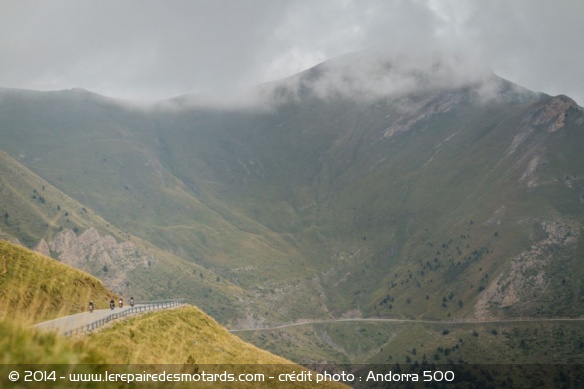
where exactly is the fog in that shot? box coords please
[1,1,582,105]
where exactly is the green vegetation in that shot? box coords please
[3,86,583,323]
[1,67,584,369]
[238,319,584,366]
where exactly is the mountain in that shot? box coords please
[1,51,584,366]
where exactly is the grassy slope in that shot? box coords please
[0,314,345,389]
[0,149,119,247]
[0,241,345,388]
[0,240,115,324]
[88,306,294,364]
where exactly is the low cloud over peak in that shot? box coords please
[164,47,531,111]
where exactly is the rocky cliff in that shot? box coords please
[36,228,152,294]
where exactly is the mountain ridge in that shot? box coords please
[1,53,583,339]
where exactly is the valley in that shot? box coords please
[1,52,584,377]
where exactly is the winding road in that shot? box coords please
[34,300,584,336]
[229,316,584,333]
[34,300,185,336]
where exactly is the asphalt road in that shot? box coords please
[34,305,141,334]
[33,301,183,335]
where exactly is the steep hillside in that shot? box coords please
[0,313,344,389]
[0,242,343,388]
[0,240,114,323]
[88,305,296,364]
[0,150,272,325]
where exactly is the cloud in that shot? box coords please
[304,48,492,99]
[0,0,582,104]
[164,47,524,113]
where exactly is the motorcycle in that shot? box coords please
[89,304,94,313]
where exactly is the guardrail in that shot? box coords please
[63,299,186,336]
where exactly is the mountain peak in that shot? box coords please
[269,48,533,105]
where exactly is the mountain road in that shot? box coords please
[34,300,185,336]
[229,316,584,333]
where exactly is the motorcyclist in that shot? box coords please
[89,301,94,313]
[130,297,135,307]
[110,299,115,310]
[119,298,123,308]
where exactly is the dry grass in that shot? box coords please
[87,305,295,365]
[0,240,116,324]
[0,239,346,388]
[0,318,112,364]
[86,306,347,388]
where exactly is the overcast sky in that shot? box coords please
[1,0,582,104]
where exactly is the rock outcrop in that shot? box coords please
[474,219,578,318]
[532,95,578,132]
[37,227,153,294]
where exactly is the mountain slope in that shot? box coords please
[0,150,271,325]
[152,77,584,320]
[0,240,114,324]
[1,52,583,329]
